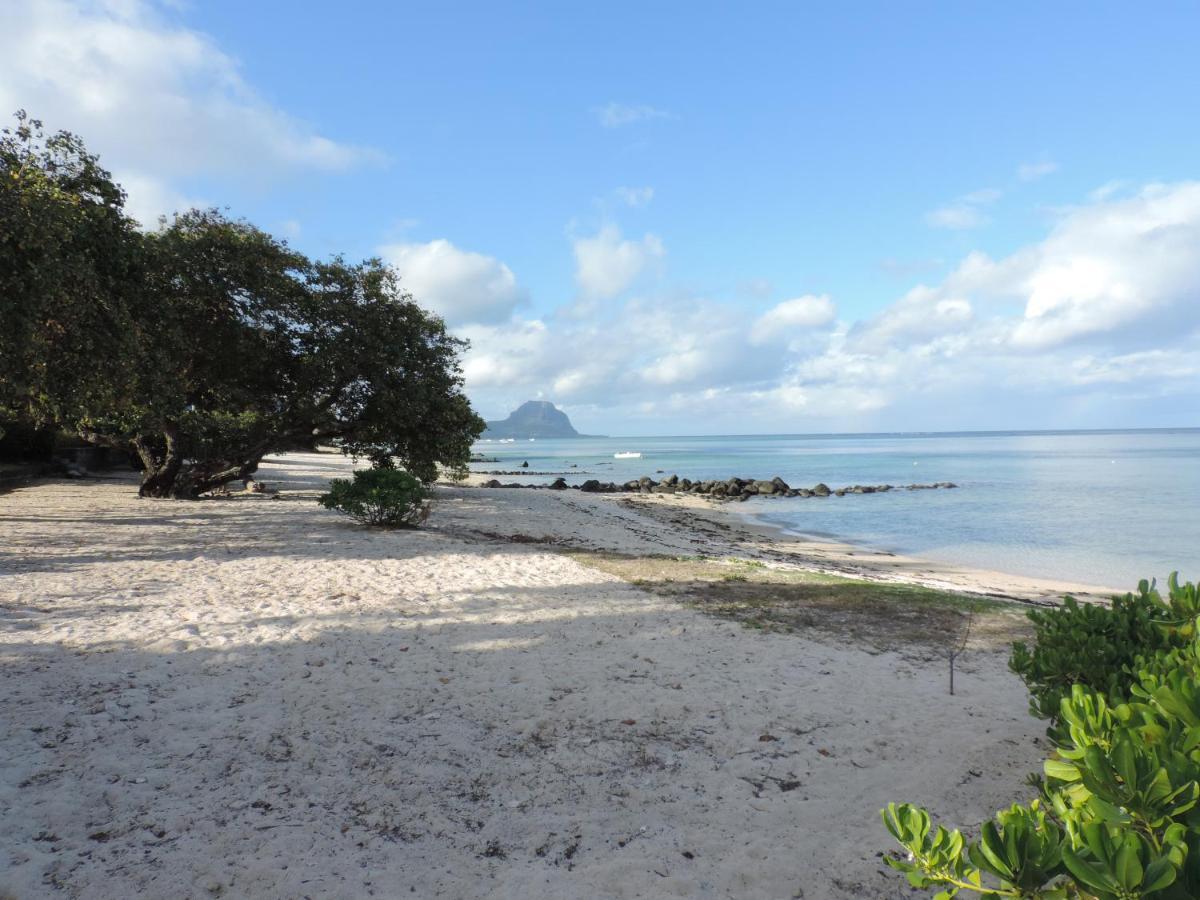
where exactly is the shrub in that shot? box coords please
[318,468,428,527]
[1010,582,1183,722]
[884,574,1200,898]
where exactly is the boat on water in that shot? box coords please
[613,451,642,459]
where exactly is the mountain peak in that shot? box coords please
[482,401,580,439]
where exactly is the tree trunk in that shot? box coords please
[134,427,184,498]
[82,424,301,500]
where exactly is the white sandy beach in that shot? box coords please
[1,452,1070,899]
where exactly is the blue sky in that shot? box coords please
[4,1,1200,434]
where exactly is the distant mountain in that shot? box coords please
[482,401,583,439]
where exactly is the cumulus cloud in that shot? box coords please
[572,225,665,300]
[0,0,378,225]
[464,182,1200,431]
[382,239,526,325]
[749,295,836,344]
[594,102,672,128]
[1009,183,1200,348]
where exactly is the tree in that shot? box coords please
[0,111,140,438]
[2,114,485,497]
[79,211,484,498]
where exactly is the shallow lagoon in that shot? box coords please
[471,429,1200,591]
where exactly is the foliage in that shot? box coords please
[0,111,140,435]
[318,468,429,527]
[884,574,1200,898]
[2,112,484,498]
[1010,584,1183,722]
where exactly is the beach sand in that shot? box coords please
[1,452,1075,898]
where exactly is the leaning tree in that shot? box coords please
[78,211,485,498]
[2,114,484,497]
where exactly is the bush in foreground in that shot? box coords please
[884,574,1200,898]
[318,469,428,527]
[1009,582,1184,722]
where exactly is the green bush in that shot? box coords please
[1010,583,1182,722]
[318,468,429,527]
[885,574,1200,899]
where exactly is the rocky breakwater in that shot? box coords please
[476,473,957,501]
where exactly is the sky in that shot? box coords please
[3,0,1200,435]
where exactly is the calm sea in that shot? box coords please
[470,429,1200,592]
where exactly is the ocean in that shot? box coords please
[470,429,1200,592]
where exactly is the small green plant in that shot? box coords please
[318,468,429,527]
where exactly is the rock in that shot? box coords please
[483,479,502,488]
[753,479,777,495]
[521,460,529,468]
[579,479,602,492]
[812,483,831,497]
[665,474,679,486]
[549,478,568,490]
[679,478,692,490]
[770,476,790,493]
[834,488,846,496]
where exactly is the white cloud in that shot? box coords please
[464,182,1200,432]
[925,186,1002,230]
[572,225,665,300]
[616,186,655,207]
[1011,183,1200,347]
[1089,180,1127,202]
[1069,349,1200,386]
[382,239,526,325]
[1018,160,1059,181]
[925,205,990,229]
[0,0,378,225]
[594,102,672,128]
[750,295,836,344]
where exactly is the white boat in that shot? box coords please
[614,451,642,459]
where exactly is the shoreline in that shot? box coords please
[455,471,1121,606]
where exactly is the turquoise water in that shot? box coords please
[471,430,1200,591]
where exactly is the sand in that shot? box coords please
[1,452,1061,899]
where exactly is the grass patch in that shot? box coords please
[567,550,1031,655]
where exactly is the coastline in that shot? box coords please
[2,453,1057,898]
[455,471,1121,605]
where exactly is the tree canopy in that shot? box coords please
[1,112,484,497]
